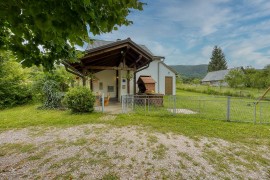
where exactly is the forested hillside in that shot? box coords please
[169,64,208,78]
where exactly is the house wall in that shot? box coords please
[135,60,176,95]
[92,70,117,98]
[91,69,135,100]
[74,60,176,99]
[118,70,133,101]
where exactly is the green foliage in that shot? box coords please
[41,80,64,109]
[225,69,245,88]
[262,65,270,87]
[192,78,201,85]
[63,86,95,113]
[170,64,208,79]
[0,51,32,108]
[226,66,270,89]
[243,68,257,88]
[32,66,75,103]
[208,46,228,72]
[0,0,145,70]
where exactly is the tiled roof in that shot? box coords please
[138,76,156,84]
[201,69,230,82]
[86,39,154,56]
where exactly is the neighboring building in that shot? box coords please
[201,69,230,86]
[65,38,177,101]
[201,68,243,86]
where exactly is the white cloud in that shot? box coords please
[93,0,270,68]
[201,46,214,58]
[158,0,233,36]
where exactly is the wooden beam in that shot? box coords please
[81,51,120,63]
[256,86,270,105]
[82,44,128,59]
[120,46,130,67]
[85,66,135,71]
[130,55,142,68]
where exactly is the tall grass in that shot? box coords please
[177,83,269,99]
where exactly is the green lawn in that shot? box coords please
[1,90,270,179]
[1,103,270,147]
[0,104,103,130]
[177,83,269,99]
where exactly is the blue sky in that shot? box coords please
[94,0,270,69]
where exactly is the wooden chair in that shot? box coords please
[104,93,110,106]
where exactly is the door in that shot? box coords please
[165,76,173,95]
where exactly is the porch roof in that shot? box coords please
[67,38,153,75]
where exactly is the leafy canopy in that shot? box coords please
[208,46,228,72]
[0,0,144,70]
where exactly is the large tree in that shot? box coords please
[208,45,228,72]
[0,0,144,70]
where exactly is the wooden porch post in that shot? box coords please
[82,68,87,86]
[133,71,136,94]
[90,79,93,91]
[116,70,119,98]
[127,70,130,94]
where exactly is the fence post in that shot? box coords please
[102,93,104,113]
[254,103,256,124]
[148,97,150,112]
[121,95,124,113]
[173,95,176,115]
[226,96,230,121]
[132,96,134,110]
[144,98,147,113]
[259,103,262,124]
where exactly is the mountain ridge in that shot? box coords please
[169,64,208,79]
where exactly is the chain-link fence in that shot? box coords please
[122,95,270,124]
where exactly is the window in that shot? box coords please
[99,82,103,90]
[108,86,114,92]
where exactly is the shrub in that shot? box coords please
[0,51,32,109]
[63,86,95,113]
[31,66,73,102]
[41,80,64,109]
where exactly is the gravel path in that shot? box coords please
[0,120,269,179]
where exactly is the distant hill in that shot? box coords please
[169,64,208,79]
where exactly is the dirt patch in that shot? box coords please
[0,124,269,179]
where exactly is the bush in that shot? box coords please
[30,66,75,108]
[0,51,32,109]
[63,86,95,113]
[41,80,64,109]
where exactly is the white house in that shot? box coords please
[64,38,177,101]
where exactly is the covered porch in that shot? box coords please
[64,38,153,101]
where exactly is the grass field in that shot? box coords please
[168,94,270,123]
[1,101,270,146]
[177,83,270,99]
[1,90,270,179]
